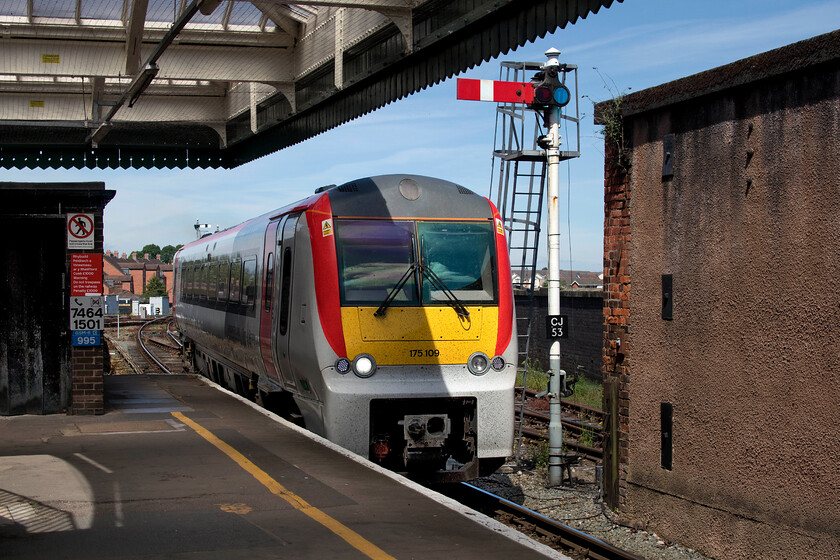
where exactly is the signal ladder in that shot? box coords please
[488,60,580,464]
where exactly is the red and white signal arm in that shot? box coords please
[457,77,571,107]
[456,79,536,104]
[67,213,94,249]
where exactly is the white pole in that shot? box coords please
[543,48,567,487]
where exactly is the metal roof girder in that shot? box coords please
[253,1,303,39]
[124,0,150,75]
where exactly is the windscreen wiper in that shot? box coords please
[420,264,470,319]
[374,263,417,318]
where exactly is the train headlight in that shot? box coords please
[335,358,351,374]
[491,355,505,371]
[352,354,377,378]
[467,352,490,376]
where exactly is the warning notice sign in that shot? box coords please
[67,213,94,249]
[70,253,102,296]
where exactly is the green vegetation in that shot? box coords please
[142,276,167,298]
[516,359,550,391]
[565,375,603,410]
[533,439,550,470]
[517,361,603,411]
[132,243,183,263]
[579,425,598,448]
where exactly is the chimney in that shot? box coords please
[130,252,136,260]
[156,254,161,261]
[144,253,150,260]
[122,253,127,259]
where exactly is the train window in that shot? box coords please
[208,263,218,303]
[242,257,257,306]
[264,252,274,312]
[335,220,417,305]
[197,264,207,300]
[184,264,192,298]
[217,262,227,301]
[230,258,242,303]
[417,221,497,304]
[279,247,293,335]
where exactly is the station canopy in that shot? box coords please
[0,0,619,169]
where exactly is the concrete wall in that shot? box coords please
[598,31,840,559]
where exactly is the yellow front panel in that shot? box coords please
[341,306,498,365]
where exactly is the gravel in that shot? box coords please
[470,450,713,560]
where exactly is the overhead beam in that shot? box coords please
[256,0,413,8]
[91,0,209,144]
[124,0,150,75]
[253,2,302,40]
[0,41,293,83]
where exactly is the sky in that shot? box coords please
[4,0,840,271]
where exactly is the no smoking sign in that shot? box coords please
[67,213,94,249]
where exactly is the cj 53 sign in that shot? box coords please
[70,296,104,331]
[545,315,569,339]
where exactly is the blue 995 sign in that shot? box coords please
[545,315,569,339]
[72,330,101,346]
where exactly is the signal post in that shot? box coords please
[458,48,576,486]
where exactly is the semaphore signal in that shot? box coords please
[457,47,576,487]
[456,74,570,108]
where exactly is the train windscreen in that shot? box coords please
[336,220,497,306]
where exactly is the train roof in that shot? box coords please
[327,175,492,220]
[175,175,492,259]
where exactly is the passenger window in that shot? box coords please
[217,263,227,301]
[230,259,242,303]
[264,253,274,312]
[279,248,292,335]
[199,265,208,300]
[208,264,218,303]
[184,264,192,298]
[242,257,257,306]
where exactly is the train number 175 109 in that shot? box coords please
[409,349,440,358]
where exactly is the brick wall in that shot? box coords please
[602,138,630,508]
[70,347,104,414]
[66,203,108,415]
[515,289,603,382]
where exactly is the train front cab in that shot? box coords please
[322,210,517,483]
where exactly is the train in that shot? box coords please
[173,174,517,482]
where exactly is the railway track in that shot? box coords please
[516,388,606,461]
[435,482,643,560]
[106,317,189,375]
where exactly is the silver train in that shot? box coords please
[174,175,517,482]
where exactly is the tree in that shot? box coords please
[160,244,182,264]
[143,275,167,298]
[135,243,162,258]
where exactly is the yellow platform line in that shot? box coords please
[171,411,397,560]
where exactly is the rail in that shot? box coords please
[436,482,644,560]
[137,316,176,374]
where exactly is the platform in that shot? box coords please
[0,374,566,559]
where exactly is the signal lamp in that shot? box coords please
[529,68,571,108]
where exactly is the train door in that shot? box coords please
[259,220,281,382]
[272,214,299,390]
